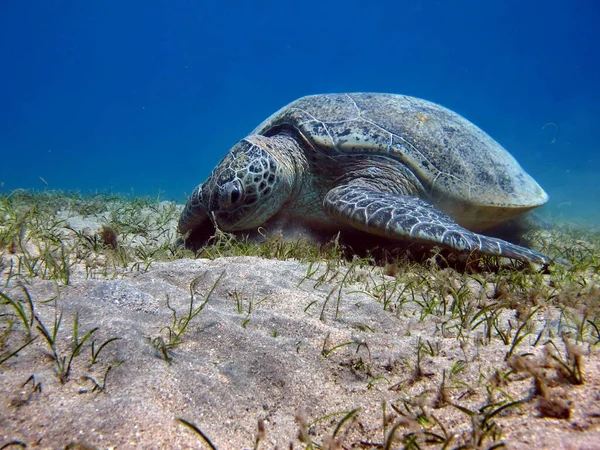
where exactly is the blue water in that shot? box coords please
[1,1,599,224]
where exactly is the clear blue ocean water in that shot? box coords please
[1,1,598,224]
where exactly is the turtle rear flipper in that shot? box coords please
[323,184,551,264]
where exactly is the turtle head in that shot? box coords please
[182,136,295,235]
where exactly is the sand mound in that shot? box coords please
[1,255,599,449]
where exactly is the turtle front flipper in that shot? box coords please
[323,185,551,264]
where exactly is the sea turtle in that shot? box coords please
[179,93,553,264]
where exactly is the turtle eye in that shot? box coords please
[229,185,241,204]
[220,180,243,208]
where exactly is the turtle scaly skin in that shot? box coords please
[322,185,549,263]
[180,93,553,264]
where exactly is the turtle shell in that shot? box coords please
[252,93,548,230]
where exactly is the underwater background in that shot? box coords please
[0,0,598,225]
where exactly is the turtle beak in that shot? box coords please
[178,183,217,250]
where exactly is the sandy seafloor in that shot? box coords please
[0,196,599,449]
